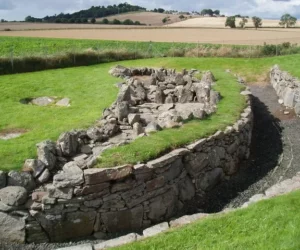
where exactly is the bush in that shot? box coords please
[112,19,121,24]
[123,19,134,25]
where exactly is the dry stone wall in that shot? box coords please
[0,66,253,244]
[270,65,300,115]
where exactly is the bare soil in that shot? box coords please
[0,128,27,140]
[1,28,300,45]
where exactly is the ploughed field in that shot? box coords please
[2,27,300,45]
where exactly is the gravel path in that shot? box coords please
[203,84,300,212]
[2,84,300,250]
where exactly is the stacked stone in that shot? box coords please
[270,65,300,115]
[0,65,252,244]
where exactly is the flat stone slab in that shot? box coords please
[31,96,55,106]
[56,244,93,250]
[143,222,169,237]
[94,233,138,250]
[56,98,70,107]
[170,213,208,228]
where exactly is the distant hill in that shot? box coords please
[97,12,201,26]
[25,3,146,23]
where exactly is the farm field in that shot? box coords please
[169,16,300,28]
[1,27,300,45]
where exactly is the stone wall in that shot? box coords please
[270,65,300,115]
[0,66,253,244]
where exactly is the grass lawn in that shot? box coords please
[1,55,300,171]
[113,190,300,250]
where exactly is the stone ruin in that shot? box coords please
[103,65,220,140]
[0,66,251,245]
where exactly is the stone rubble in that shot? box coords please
[270,65,300,116]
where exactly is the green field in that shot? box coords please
[1,55,300,171]
[113,190,300,250]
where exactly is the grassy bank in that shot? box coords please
[1,55,300,171]
[113,190,300,250]
[0,36,299,75]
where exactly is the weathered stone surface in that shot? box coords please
[148,188,177,221]
[34,211,96,242]
[133,164,153,181]
[101,205,143,232]
[116,101,129,121]
[0,171,6,188]
[155,88,165,104]
[148,148,189,169]
[283,87,295,107]
[133,122,144,137]
[170,213,208,228]
[38,168,51,183]
[86,127,103,142]
[53,162,84,188]
[56,98,70,107]
[184,152,209,177]
[7,171,35,191]
[193,82,210,103]
[0,186,28,206]
[201,70,215,84]
[56,244,93,250]
[23,159,46,178]
[58,131,79,157]
[31,96,54,106]
[128,114,140,126]
[37,140,56,170]
[143,222,169,237]
[47,185,73,200]
[186,138,207,152]
[84,165,133,185]
[0,211,26,243]
[178,176,195,201]
[94,233,138,250]
[145,122,162,134]
[109,65,132,78]
[26,220,49,243]
[175,103,205,120]
[82,182,110,195]
[146,176,165,191]
[196,168,224,191]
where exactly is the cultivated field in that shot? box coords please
[169,16,300,28]
[1,27,300,45]
[97,12,198,26]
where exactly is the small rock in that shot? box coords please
[56,98,70,107]
[143,222,169,237]
[278,99,284,105]
[7,171,35,191]
[0,186,28,206]
[22,159,46,178]
[145,122,162,134]
[37,169,51,184]
[128,114,140,126]
[284,111,290,115]
[31,97,54,106]
[133,122,144,137]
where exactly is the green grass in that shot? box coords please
[113,190,300,250]
[2,55,300,171]
[0,36,251,58]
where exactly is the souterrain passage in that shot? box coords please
[203,84,300,212]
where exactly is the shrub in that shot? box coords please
[225,16,236,28]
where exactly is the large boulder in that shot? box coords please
[23,159,46,178]
[0,212,26,243]
[115,101,129,121]
[7,171,35,191]
[0,186,28,206]
[175,103,205,120]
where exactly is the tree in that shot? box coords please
[157,8,165,13]
[179,15,185,20]
[91,17,96,24]
[201,9,213,16]
[239,17,248,28]
[279,13,297,28]
[112,19,121,24]
[225,16,236,28]
[162,16,171,24]
[123,19,134,25]
[102,18,109,24]
[252,16,262,29]
[214,10,220,15]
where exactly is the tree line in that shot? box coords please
[24,3,146,23]
[225,13,298,29]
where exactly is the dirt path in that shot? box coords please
[203,84,300,212]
